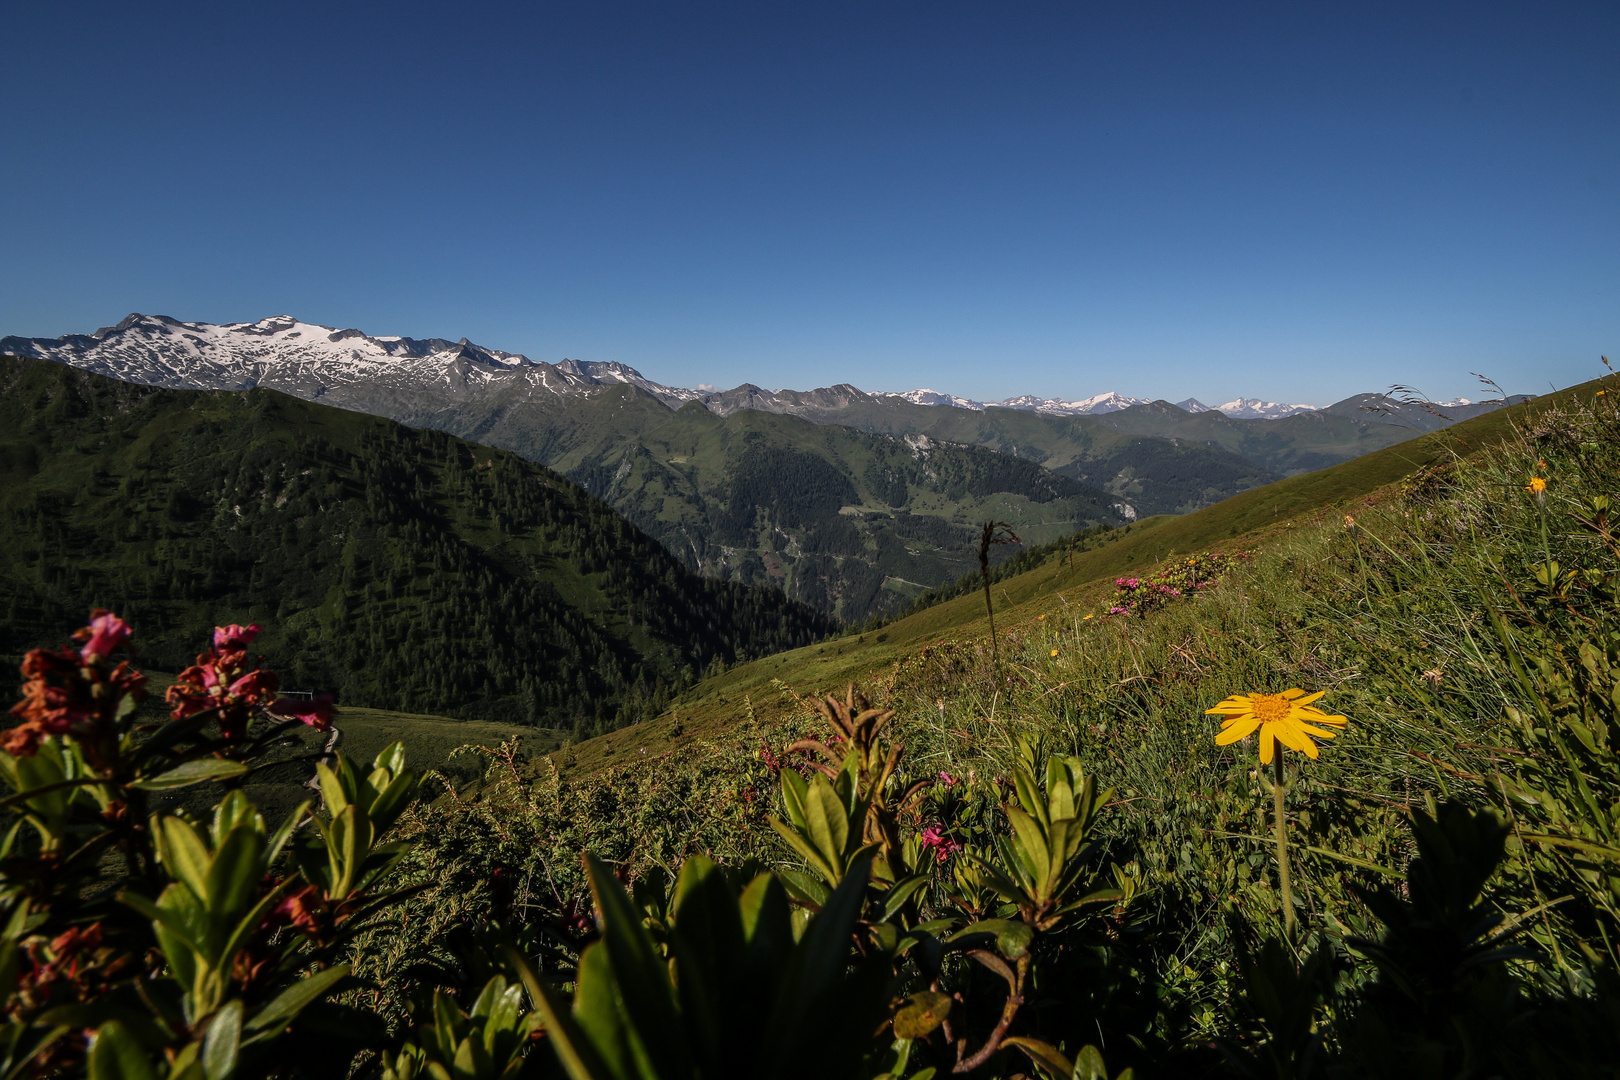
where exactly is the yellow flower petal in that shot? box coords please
[1273,722,1320,757]
[1258,728,1276,764]
[1215,717,1261,745]
[1292,690,1326,706]
[1281,688,1307,699]
[1295,722,1340,739]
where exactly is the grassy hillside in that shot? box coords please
[548,374,1592,774]
[351,367,1619,1076]
[0,356,833,734]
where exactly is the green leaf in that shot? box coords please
[739,872,795,986]
[762,856,872,1067]
[769,818,839,885]
[132,759,250,792]
[505,944,618,1080]
[201,1000,242,1080]
[316,762,349,817]
[803,775,851,874]
[330,805,375,899]
[1013,768,1047,829]
[156,818,213,899]
[1004,1036,1073,1080]
[1005,806,1051,890]
[892,991,952,1039]
[373,741,407,777]
[1074,1044,1114,1080]
[244,964,351,1041]
[775,868,831,908]
[569,942,636,1080]
[265,801,310,867]
[583,852,690,1079]
[669,857,746,1076]
[880,875,930,921]
[367,771,418,831]
[203,827,266,917]
[779,768,810,828]
[948,918,1034,959]
[87,1022,158,1080]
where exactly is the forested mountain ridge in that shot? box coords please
[0,356,834,734]
[517,398,1128,620]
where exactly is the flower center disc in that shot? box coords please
[1251,693,1291,722]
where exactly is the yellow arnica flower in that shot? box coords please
[1528,477,1547,493]
[1207,689,1348,764]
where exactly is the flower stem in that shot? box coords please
[1274,752,1295,940]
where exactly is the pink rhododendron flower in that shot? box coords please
[75,611,133,664]
[213,624,261,652]
[167,627,280,739]
[267,693,336,732]
[919,824,964,863]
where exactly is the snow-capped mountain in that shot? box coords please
[0,313,709,415]
[994,391,1155,416]
[884,388,986,410]
[878,390,1166,416]
[879,389,1312,419]
[3,314,1486,433]
[1208,397,1318,420]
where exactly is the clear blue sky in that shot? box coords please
[3,1,1615,406]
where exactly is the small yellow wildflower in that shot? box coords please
[1528,477,1547,494]
[1038,614,1046,620]
[1051,648,1060,658]
[1207,689,1348,764]
[1083,614,1094,620]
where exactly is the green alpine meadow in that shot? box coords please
[6,342,1620,1078]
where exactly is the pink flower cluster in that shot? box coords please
[77,611,134,664]
[919,823,964,863]
[1101,552,1249,620]
[5,611,146,765]
[167,623,334,737]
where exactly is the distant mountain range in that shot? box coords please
[2,314,1530,620]
[5,313,1507,426]
[889,388,1318,420]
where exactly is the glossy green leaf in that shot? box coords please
[130,759,250,791]
[156,818,213,900]
[87,1021,158,1080]
[201,1000,242,1080]
[948,918,1034,960]
[244,964,351,1040]
[1004,1036,1072,1080]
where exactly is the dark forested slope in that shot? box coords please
[0,357,834,733]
